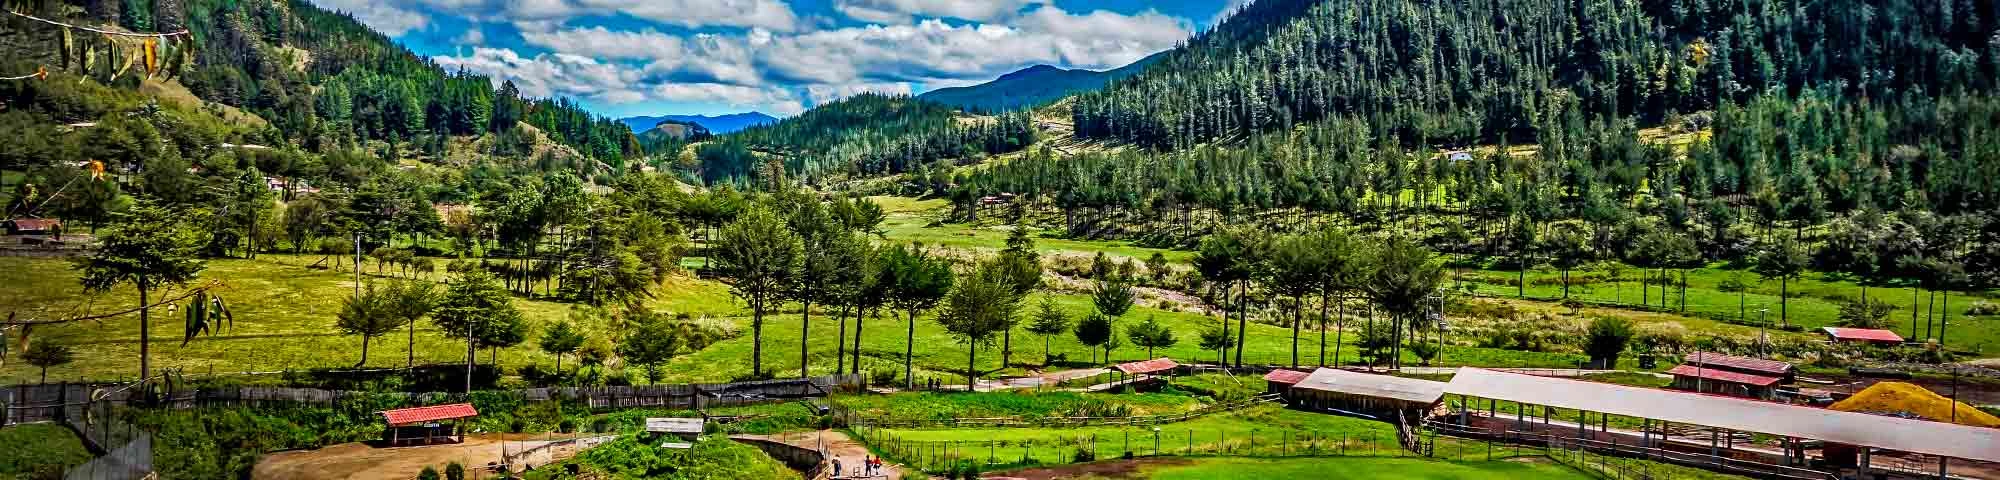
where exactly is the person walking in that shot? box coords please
[832,458,844,478]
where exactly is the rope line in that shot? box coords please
[5,9,189,38]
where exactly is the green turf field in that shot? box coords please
[1137,457,1593,480]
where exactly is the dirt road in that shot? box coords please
[252,434,575,480]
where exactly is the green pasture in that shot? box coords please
[0,424,91,479]
[1459,264,2000,355]
[1136,457,1594,480]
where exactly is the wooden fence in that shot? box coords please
[837,393,1281,429]
[1,374,867,428]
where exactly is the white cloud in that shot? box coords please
[431,4,1191,115]
[434,48,805,114]
[833,0,1048,24]
[342,0,801,33]
[453,29,486,45]
[309,0,430,36]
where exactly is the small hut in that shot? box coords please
[1667,352,1794,399]
[380,403,477,446]
[1263,369,1310,397]
[646,417,704,448]
[1289,368,1446,419]
[1822,327,1904,346]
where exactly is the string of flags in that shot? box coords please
[5,9,193,82]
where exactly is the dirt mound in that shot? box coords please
[1828,382,2000,427]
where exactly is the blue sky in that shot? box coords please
[308,0,1247,119]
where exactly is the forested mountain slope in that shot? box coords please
[619,113,777,135]
[699,94,1037,186]
[917,51,1167,113]
[2,0,640,172]
[1074,0,2000,150]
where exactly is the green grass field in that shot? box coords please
[0,424,92,479]
[9,193,1995,384]
[1136,457,1593,480]
[1461,264,2000,355]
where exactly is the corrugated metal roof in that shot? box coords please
[1444,368,2000,463]
[380,403,478,425]
[1823,327,1904,342]
[1115,358,1178,375]
[1666,365,1783,387]
[1292,368,1446,404]
[1264,369,1311,385]
[1680,352,1793,376]
[646,417,704,434]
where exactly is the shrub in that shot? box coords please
[1073,447,1096,463]
[417,466,441,480]
[870,368,900,386]
[444,462,465,480]
[1966,302,2000,317]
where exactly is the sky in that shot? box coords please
[306,0,1250,119]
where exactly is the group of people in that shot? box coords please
[831,456,886,478]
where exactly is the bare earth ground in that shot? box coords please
[252,434,575,480]
[737,430,903,480]
[983,458,1191,480]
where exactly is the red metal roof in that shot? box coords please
[1263,369,1310,385]
[8,218,60,231]
[1114,358,1179,375]
[1680,352,1793,376]
[1667,365,1784,387]
[1822,327,1905,342]
[381,403,478,425]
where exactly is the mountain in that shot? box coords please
[916,52,1167,112]
[1070,0,2000,150]
[620,113,778,135]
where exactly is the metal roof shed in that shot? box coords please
[1443,367,2000,465]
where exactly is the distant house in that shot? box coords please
[1287,368,1446,419]
[1822,327,1904,346]
[646,417,704,448]
[1668,352,1795,400]
[1446,151,1474,163]
[978,192,1017,206]
[379,403,477,446]
[1263,369,1310,397]
[5,218,61,236]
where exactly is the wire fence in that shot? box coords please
[833,394,1280,429]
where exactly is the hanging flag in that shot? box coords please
[143,37,158,77]
[60,28,73,70]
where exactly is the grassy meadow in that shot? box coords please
[1136,457,1594,480]
[6,193,1997,385]
[0,424,92,479]
[1459,264,2000,355]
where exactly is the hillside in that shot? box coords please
[916,51,1167,113]
[1074,0,1999,149]
[704,94,1036,185]
[620,112,778,134]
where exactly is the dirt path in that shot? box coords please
[735,430,904,480]
[252,434,576,480]
[984,458,1190,480]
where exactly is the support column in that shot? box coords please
[1859,447,1870,479]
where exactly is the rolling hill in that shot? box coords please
[916,51,1167,112]
[619,112,779,135]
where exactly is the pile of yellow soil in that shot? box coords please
[1828,382,2000,428]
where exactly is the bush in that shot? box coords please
[444,462,465,480]
[417,466,441,480]
[1966,302,2000,317]
[1073,447,1095,463]
[870,368,900,386]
